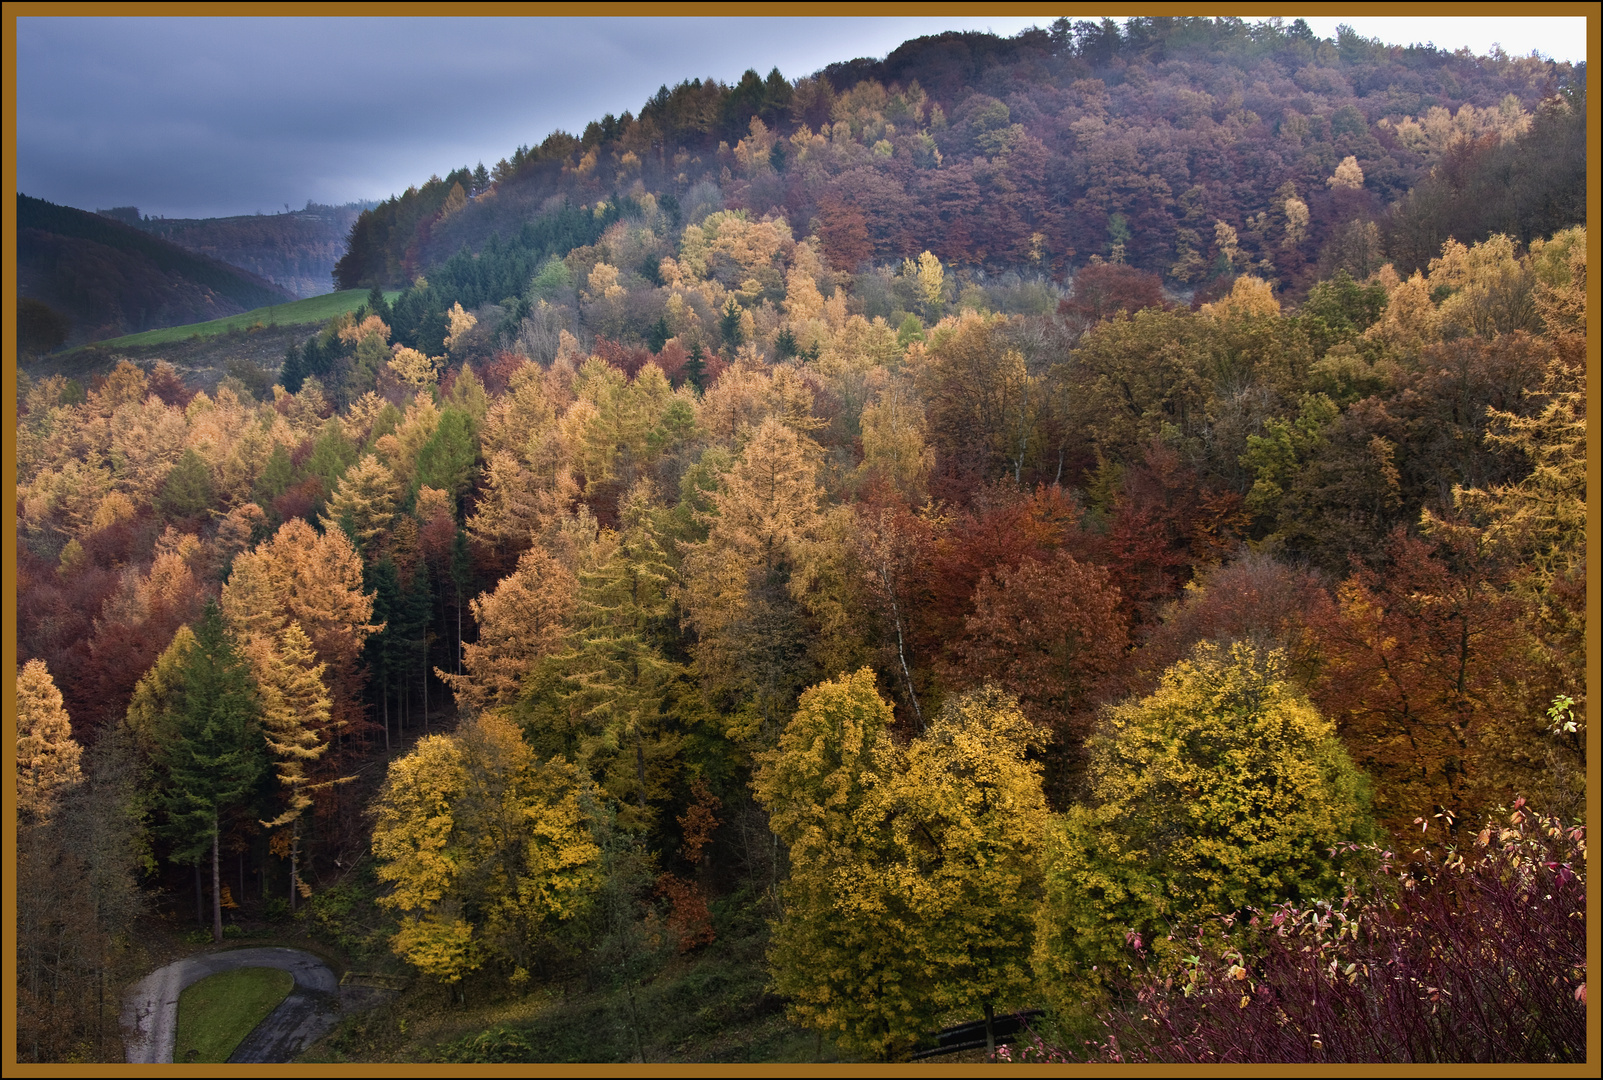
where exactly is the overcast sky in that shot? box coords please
[15,15,1589,220]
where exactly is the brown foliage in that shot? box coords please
[1137,548,1328,695]
[912,484,1082,670]
[1096,442,1248,620]
[815,194,872,271]
[1059,262,1167,331]
[1308,529,1549,833]
[654,873,716,953]
[948,550,1129,789]
[678,776,723,864]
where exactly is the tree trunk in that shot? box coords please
[383,680,390,751]
[211,817,223,943]
[879,565,924,731]
[985,1001,995,1057]
[289,819,300,915]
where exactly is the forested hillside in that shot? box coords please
[336,18,1583,296]
[133,202,375,300]
[15,17,1587,1065]
[16,195,295,349]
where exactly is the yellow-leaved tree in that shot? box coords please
[439,545,576,715]
[319,452,399,558]
[678,415,837,739]
[221,518,379,752]
[753,669,901,1056]
[371,713,600,991]
[755,672,1048,1060]
[125,625,197,760]
[16,659,83,825]
[251,622,333,910]
[1033,641,1372,1021]
[851,686,1048,1057]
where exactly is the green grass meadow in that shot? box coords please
[87,289,401,350]
[173,966,295,1063]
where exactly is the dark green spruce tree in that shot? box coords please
[366,285,394,327]
[159,601,265,943]
[683,342,707,394]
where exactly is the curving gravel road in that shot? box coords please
[122,946,340,1064]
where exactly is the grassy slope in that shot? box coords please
[173,966,295,1063]
[84,289,403,350]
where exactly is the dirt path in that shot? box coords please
[121,946,338,1064]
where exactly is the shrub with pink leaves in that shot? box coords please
[1025,801,1585,1063]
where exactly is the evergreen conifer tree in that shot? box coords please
[366,285,394,327]
[549,481,683,827]
[252,443,296,510]
[683,342,707,394]
[720,297,744,349]
[159,601,266,942]
[279,341,307,395]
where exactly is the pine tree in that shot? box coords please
[720,297,745,349]
[252,442,296,511]
[125,625,197,758]
[157,448,214,519]
[306,417,359,495]
[647,316,671,353]
[415,407,480,501]
[441,545,575,713]
[774,325,799,361]
[158,601,266,943]
[365,285,393,327]
[364,556,404,750]
[683,342,707,394]
[279,341,307,395]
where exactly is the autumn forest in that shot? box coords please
[13,18,1588,1064]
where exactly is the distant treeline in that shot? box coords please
[132,202,377,299]
[333,17,1583,302]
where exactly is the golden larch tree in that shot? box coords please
[16,659,83,824]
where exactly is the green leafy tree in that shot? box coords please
[158,602,266,943]
[526,482,685,831]
[855,686,1049,1056]
[752,669,908,1059]
[125,626,197,760]
[305,417,359,495]
[252,442,296,510]
[157,448,214,519]
[415,406,480,502]
[320,452,399,558]
[1034,641,1372,1020]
